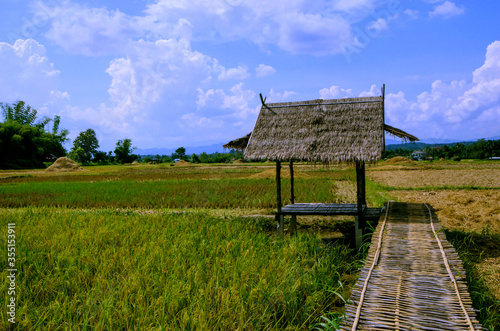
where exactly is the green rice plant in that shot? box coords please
[0,177,354,210]
[0,208,360,330]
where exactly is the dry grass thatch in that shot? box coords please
[223,133,251,150]
[244,97,385,163]
[45,157,84,172]
[384,124,419,142]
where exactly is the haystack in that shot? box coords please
[233,159,247,164]
[174,160,194,166]
[45,157,84,172]
[384,156,416,165]
[131,161,140,165]
[248,168,310,179]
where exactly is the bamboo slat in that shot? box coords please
[340,202,482,330]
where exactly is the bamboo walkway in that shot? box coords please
[340,202,482,330]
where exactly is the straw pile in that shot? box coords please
[384,156,415,165]
[248,168,310,179]
[233,159,247,164]
[131,161,140,165]
[174,160,194,166]
[45,157,84,172]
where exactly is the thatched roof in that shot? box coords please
[244,96,385,163]
[223,133,251,150]
[384,124,419,143]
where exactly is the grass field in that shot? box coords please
[1,160,499,330]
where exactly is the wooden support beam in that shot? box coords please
[356,160,366,247]
[289,161,297,236]
[276,161,284,236]
[382,84,386,153]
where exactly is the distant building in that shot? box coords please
[489,157,500,160]
[411,150,426,160]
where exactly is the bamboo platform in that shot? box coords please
[281,203,381,219]
[340,202,482,330]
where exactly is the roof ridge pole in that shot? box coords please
[382,84,386,153]
[259,93,276,114]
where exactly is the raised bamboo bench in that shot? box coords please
[281,203,381,219]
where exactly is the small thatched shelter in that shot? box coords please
[237,85,418,246]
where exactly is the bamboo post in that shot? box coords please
[276,160,284,236]
[355,160,366,247]
[289,160,297,236]
[382,84,386,153]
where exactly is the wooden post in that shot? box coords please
[276,160,284,236]
[355,160,366,247]
[289,160,297,236]
[382,84,386,153]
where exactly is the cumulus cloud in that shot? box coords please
[319,85,353,99]
[429,1,465,19]
[218,65,250,80]
[267,89,297,103]
[359,84,379,97]
[382,41,500,139]
[36,2,143,56]
[0,39,68,111]
[255,64,276,77]
[367,18,389,33]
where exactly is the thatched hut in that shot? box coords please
[238,85,417,245]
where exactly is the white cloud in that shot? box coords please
[319,85,353,99]
[36,0,403,57]
[359,84,379,97]
[255,64,276,77]
[382,41,500,139]
[218,65,250,80]
[446,41,500,122]
[367,18,388,33]
[429,1,465,19]
[37,2,143,56]
[275,12,353,55]
[403,9,419,19]
[267,89,297,103]
[0,39,68,112]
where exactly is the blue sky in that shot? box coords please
[1,0,499,152]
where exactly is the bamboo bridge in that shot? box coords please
[340,202,482,330]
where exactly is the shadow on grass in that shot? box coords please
[445,229,500,330]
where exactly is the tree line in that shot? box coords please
[382,139,500,161]
[0,101,137,169]
[0,100,244,169]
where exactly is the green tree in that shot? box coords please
[174,147,187,160]
[69,129,99,164]
[114,138,136,164]
[0,101,68,169]
[190,153,200,163]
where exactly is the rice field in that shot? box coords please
[1,160,499,329]
[0,163,368,330]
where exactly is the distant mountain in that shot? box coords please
[136,143,226,156]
